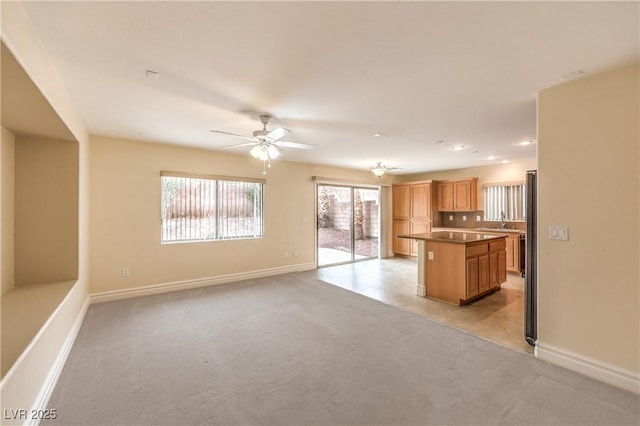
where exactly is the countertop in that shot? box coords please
[398,231,507,244]
[432,226,525,235]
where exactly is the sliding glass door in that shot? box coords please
[317,184,379,266]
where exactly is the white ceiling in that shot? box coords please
[19,1,639,174]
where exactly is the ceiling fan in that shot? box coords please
[211,114,316,172]
[371,162,402,178]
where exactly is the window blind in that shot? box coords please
[484,184,526,221]
[161,173,264,243]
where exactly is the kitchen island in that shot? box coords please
[399,231,507,305]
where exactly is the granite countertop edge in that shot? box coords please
[398,231,508,244]
[432,226,525,235]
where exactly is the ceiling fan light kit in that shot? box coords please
[250,144,280,161]
[371,162,387,178]
[211,114,316,174]
[371,162,403,178]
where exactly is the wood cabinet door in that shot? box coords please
[498,250,507,284]
[410,221,430,256]
[411,183,431,221]
[392,185,411,220]
[454,180,471,211]
[437,181,454,211]
[505,235,516,271]
[505,235,521,272]
[393,220,411,255]
[466,257,479,298]
[489,252,499,288]
[451,178,478,212]
[479,254,490,292]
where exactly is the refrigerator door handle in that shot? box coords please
[524,170,537,346]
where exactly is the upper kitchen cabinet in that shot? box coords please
[410,182,431,222]
[392,184,411,220]
[435,178,478,212]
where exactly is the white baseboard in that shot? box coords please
[536,341,640,394]
[26,296,89,426]
[90,262,317,304]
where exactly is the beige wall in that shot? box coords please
[14,136,79,286]
[537,63,639,373]
[395,158,537,207]
[1,126,16,295]
[90,135,390,294]
[1,2,90,420]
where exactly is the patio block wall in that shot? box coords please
[329,197,378,238]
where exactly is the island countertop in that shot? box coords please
[398,231,507,244]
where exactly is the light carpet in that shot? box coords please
[44,273,639,425]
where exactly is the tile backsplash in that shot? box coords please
[433,211,525,231]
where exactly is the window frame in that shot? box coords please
[160,171,266,244]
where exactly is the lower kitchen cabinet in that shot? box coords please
[465,238,507,301]
[399,231,508,306]
[466,257,479,299]
[410,221,430,256]
[393,220,411,255]
[498,250,507,283]
[479,254,490,292]
[505,234,521,272]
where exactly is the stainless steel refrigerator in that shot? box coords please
[525,170,537,346]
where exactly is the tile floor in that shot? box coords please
[307,256,533,354]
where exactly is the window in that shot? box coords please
[484,183,526,221]
[161,172,264,243]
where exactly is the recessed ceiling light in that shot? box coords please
[487,155,496,160]
[435,140,445,144]
[450,145,465,151]
[373,132,382,137]
[519,140,536,145]
[501,160,509,164]
[146,70,159,80]
[472,150,480,154]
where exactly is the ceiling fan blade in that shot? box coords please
[266,127,291,141]
[273,140,317,150]
[210,129,256,142]
[218,142,258,149]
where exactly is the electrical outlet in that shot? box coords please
[428,251,434,260]
[283,251,289,258]
[462,215,467,221]
[121,268,129,278]
[476,215,481,221]
[449,215,453,221]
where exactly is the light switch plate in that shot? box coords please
[428,251,434,260]
[548,225,569,240]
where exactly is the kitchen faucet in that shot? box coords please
[501,211,507,229]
